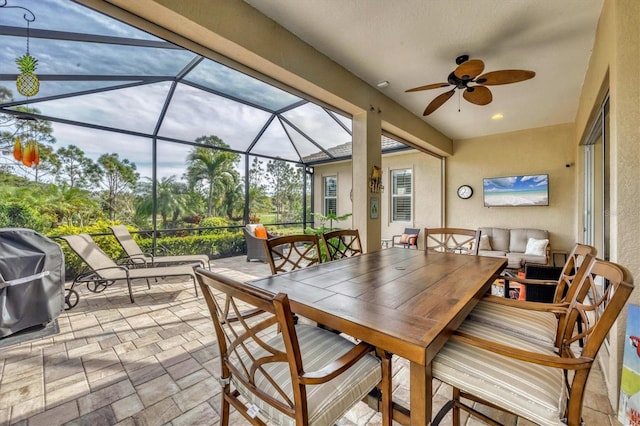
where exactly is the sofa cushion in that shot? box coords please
[478,234,492,251]
[479,227,510,252]
[510,229,548,253]
[525,238,549,256]
[478,250,508,258]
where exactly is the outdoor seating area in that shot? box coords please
[0,1,637,425]
[0,255,618,425]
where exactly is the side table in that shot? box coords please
[381,238,392,249]
[551,249,568,267]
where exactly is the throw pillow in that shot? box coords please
[246,224,259,235]
[400,233,416,245]
[524,237,549,256]
[478,235,492,251]
[254,227,268,239]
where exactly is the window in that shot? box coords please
[324,176,337,215]
[391,169,412,222]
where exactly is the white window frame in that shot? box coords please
[391,168,412,222]
[323,175,337,215]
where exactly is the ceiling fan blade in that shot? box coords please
[476,70,536,85]
[423,89,455,115]
[454,59,484,80]
[463,86,493,105]
[405,82,450,92]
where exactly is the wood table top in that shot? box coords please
[250,248,507,365]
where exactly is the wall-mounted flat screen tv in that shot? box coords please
[483,174,549,207]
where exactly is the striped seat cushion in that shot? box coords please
[432,325,567,426]
[467,299,558,346]
[232,324,381,426]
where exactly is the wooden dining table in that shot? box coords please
[249,247,507,426]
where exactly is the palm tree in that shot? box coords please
[135,176,189,229]
[42,183,101,227]
[184,136,240,217]
[217,170,244,220]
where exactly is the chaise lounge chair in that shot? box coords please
[61,234,198,306]
[109,225,210,269]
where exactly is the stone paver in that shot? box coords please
[0,255,617,425]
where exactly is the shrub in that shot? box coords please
[198,216,234,235]
[0,201,50,233]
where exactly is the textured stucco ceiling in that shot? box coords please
[245,0,604,140]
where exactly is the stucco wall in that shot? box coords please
[313,161,354,229]
[446,123,576,252]
[573,0,640,409]
[314,150,443,248]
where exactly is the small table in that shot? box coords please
[381,238,393,248]
[551,249,568,267]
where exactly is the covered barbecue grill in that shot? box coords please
[0,228,65,338]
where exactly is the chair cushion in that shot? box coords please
[432,325,567,426]
[466,299,557,346]
[254,227,268,239]
[246,224,260,235]
[232,324,381,426]
[400,233,416,245]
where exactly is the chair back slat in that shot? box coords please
[425,228,480,255]
[559,257,633,422]
[552,243,597,304]
[61,234,119,276]
[321,229,362,261]
[110,225,145,257]
[264,234,322,275]
[196,268,305,420]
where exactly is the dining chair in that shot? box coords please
[391,228,420,248]
[195,268,392,426]
[468,243,597,348]
[431,256,634,426]
[424,227,480,255]
[264,234,322,275]
[109,225,210,269]
[321,229,363,261]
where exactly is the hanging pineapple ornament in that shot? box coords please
[16,53,39,97]
[1,1,41,168]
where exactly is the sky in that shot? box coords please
[483,174,549,193]
[0,0,353,182]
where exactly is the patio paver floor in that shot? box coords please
[0,255,617,425]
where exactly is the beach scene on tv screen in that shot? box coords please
[483,174,549,207]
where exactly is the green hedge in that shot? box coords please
[49,220,245,279]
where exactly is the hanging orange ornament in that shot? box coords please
[22,142,32,167]
[13,137,22,161]
[31,141,39,165]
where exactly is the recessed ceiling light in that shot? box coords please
[376,80,390,88]
[491,113,504,120]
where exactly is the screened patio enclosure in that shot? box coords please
[0,0,410,236]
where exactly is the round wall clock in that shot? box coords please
[457,185,473,199]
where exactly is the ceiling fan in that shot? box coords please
[406,55,535,116]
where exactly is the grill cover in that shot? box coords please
[0,228,65,337]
